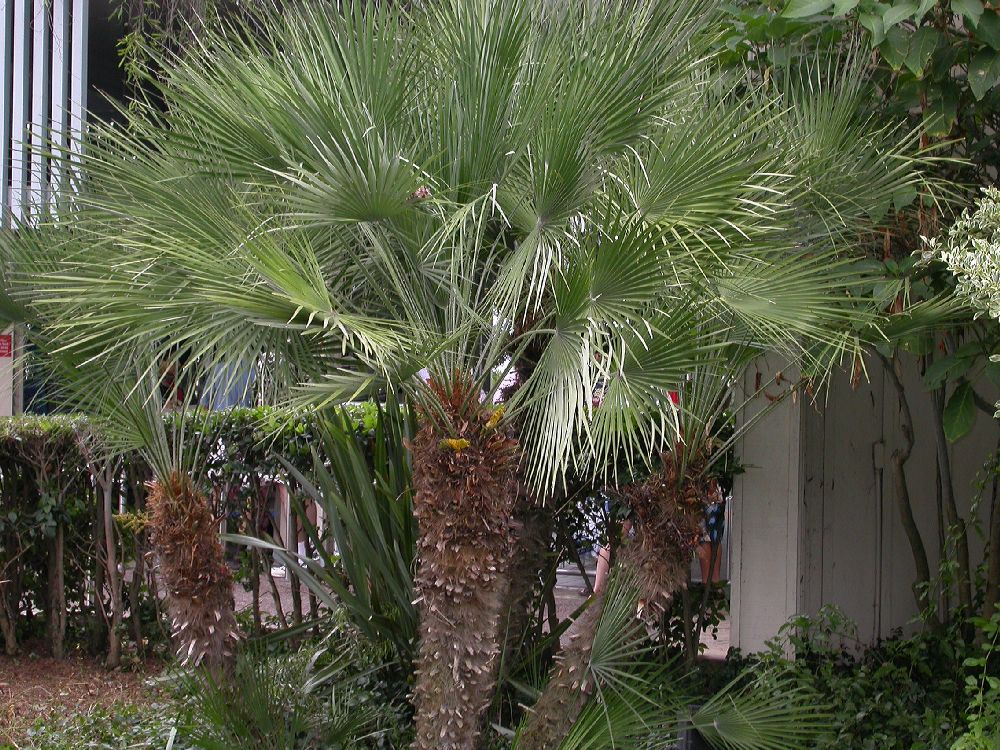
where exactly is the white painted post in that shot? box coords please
[50,0,71,200]
[0,0,14,223]
[10,0,31,223]
[30,0,51,211]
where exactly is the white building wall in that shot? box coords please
[0,0,89,412]
[730,358,803,652]
[732,354,999,652]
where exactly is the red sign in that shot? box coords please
[0,334,12,358]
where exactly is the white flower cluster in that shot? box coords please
[923,187,1000,321]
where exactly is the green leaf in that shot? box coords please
[900,333,935,355]
[924,352,974,388]
[977,10,1000,50]
[881,26,909,69]
[783,0,834,16]
[985,360,1000,389]
[883,1,919,29]
[968,48,1000,99]
[893,183,919,211]
[904,27,941,76]
[833,0,862,14]
[914,0,938,19]
[952,0,984,26]
[943,381,976,442]
[860,12,887,44]
[866,191,891,222]
[924,80,959,134]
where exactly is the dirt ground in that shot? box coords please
[0,573,727,747]
[0,650,159,747]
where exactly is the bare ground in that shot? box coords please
[0,650,161,747]
[0,571,727,746]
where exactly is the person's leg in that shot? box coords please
[697,542,712,584]
[593,520,632,594]
[592,544,612,593]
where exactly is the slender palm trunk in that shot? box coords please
[410,381,519,750]
[518,451,705,750]
[931,386,973,616]
[501,498,551,670]
[147,471,236,678]
[879,354,939,625]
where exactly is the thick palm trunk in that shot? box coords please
[517,451,706,750]
[410,382,519,750]
[147,471,237,678]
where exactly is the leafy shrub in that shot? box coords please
[952,606,1000,750]
[24,701,191,750]
[0,405,382,660]
[720,607,973,750]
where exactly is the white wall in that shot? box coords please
[731,355,998,652]
[730,358,803,652]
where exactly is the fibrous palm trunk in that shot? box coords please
[147,471,237,678]
[515,585,606,749]
[501,500,551,671]
[517,449,708,750]
[410,379,520,750]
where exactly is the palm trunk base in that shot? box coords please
[410,385,519,750]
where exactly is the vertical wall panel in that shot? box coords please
[10,0,30,223]
[0,1,14,220]
[49,0,70,198]
[69,0,87,162]
[30,0,50,210]
[0,0,87,222]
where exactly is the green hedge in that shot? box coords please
[0,405,377,662]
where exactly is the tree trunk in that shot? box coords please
[126,465,147,655]
[148,472,237,678]
[265,564,288,628]
[518,451,705,750]
[501,500,551,671]
[0,578,17,655]
[129,535,146,656]
[879,353,939,626]
[103,481,124,669]
[250,547,262,633]
[409,381,519,750]
[47,524,66,659]
[931,386,974,616]
[984,446,1000,619]
[289,564,303,628]
[90,495,108,655]
[517,587,607,749]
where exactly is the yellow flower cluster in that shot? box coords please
[439,438,471,453]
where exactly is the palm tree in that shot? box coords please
[1,1,925,746]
